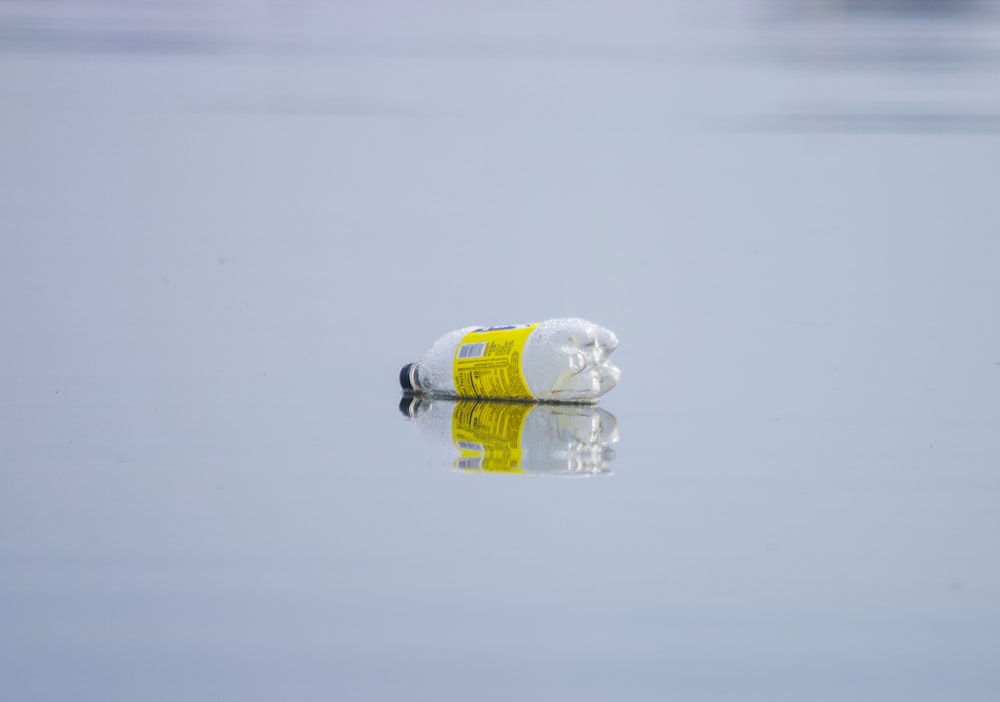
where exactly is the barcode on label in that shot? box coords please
[458,342,487,359]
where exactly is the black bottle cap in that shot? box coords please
[399,363,416,392]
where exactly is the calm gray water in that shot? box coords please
[2,2,999,700]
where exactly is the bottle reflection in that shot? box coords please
[400,398,619,477]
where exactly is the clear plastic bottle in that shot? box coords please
[399,318,620,404]
[400,396,619,477]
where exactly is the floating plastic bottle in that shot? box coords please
[400,397,619,477]
[399,318,620,404]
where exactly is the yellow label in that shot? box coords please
[453,324,539,400]
[451,401,533,473]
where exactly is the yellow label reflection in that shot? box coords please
[451,401,533,473]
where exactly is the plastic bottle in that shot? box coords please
[400,396,619,477]
[399,318,620,404]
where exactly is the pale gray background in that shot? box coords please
[2,1,999,700]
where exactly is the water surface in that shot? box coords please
[2,2,999,700]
